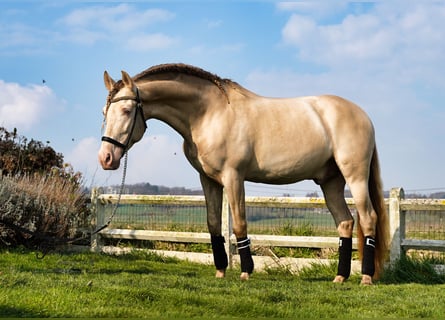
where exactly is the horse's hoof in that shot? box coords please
[360,275,373,285]
[215,270,226,278]
[240,272,250,281]
[333,275,346,283]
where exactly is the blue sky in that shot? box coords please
[1,1,444,196]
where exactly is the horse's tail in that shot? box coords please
[357,146,390,279]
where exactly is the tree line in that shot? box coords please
[103,182,203,196]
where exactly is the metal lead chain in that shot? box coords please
[107,151,128,225]
[94,152,128,234]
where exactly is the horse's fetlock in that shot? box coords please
[237,237,254,274]
[361,236,376,277]
[337,237,352,279]
[211,235,228,270]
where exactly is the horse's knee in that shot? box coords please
[337,219,354,238]
[232,221,248,239]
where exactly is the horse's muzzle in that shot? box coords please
[98,145,122,170]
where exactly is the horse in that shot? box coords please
[98,63,389,285]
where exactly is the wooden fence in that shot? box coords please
[90,187,445,265]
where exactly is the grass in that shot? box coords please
[1,249,445,318]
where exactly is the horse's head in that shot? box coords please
[98,70,147,170]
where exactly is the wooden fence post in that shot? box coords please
[222,189,232,268]
[389,187,404,264]
[90,187,104,253]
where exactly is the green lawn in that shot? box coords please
[1,248,445,318]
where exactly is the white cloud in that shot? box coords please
[276,2,348,19]
[62,5,174,31]
[0,22,57,55]
[282,14,316,48]
[58,4,176,50]
[0,4,176,53]
[282,12,396,66]
[0,80,64,131]
[61,28,105,46]
[205,19,223,29]
[126,33,178,51]
[281,3,445,85]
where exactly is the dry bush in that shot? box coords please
[0,166,90,247]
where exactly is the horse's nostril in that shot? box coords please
[105,153,111,164]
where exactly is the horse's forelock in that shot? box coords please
[105,80,125,114]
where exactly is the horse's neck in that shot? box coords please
[137,79,214,140]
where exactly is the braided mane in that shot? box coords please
[134,63,230,102]
[106,64,233,108]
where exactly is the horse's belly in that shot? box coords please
[246,173,309,185]
[245,149,331,185]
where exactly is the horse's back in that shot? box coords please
[241,93,374,156]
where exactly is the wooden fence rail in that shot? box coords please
[91,187,445,265]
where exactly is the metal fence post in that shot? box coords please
[221,189,232,268]
[389,187,404,264]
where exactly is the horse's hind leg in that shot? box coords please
[347,179,377,285]
[200,174,228,278]
[320,174,354,283]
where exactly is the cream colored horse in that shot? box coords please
[98,63,389,285]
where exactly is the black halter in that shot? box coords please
[101,88,147,152]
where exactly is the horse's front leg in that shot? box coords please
[200,174,228,278]
[222,173,254,280]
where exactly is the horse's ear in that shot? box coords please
[104,71,115,92]
[121,70,134,88]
